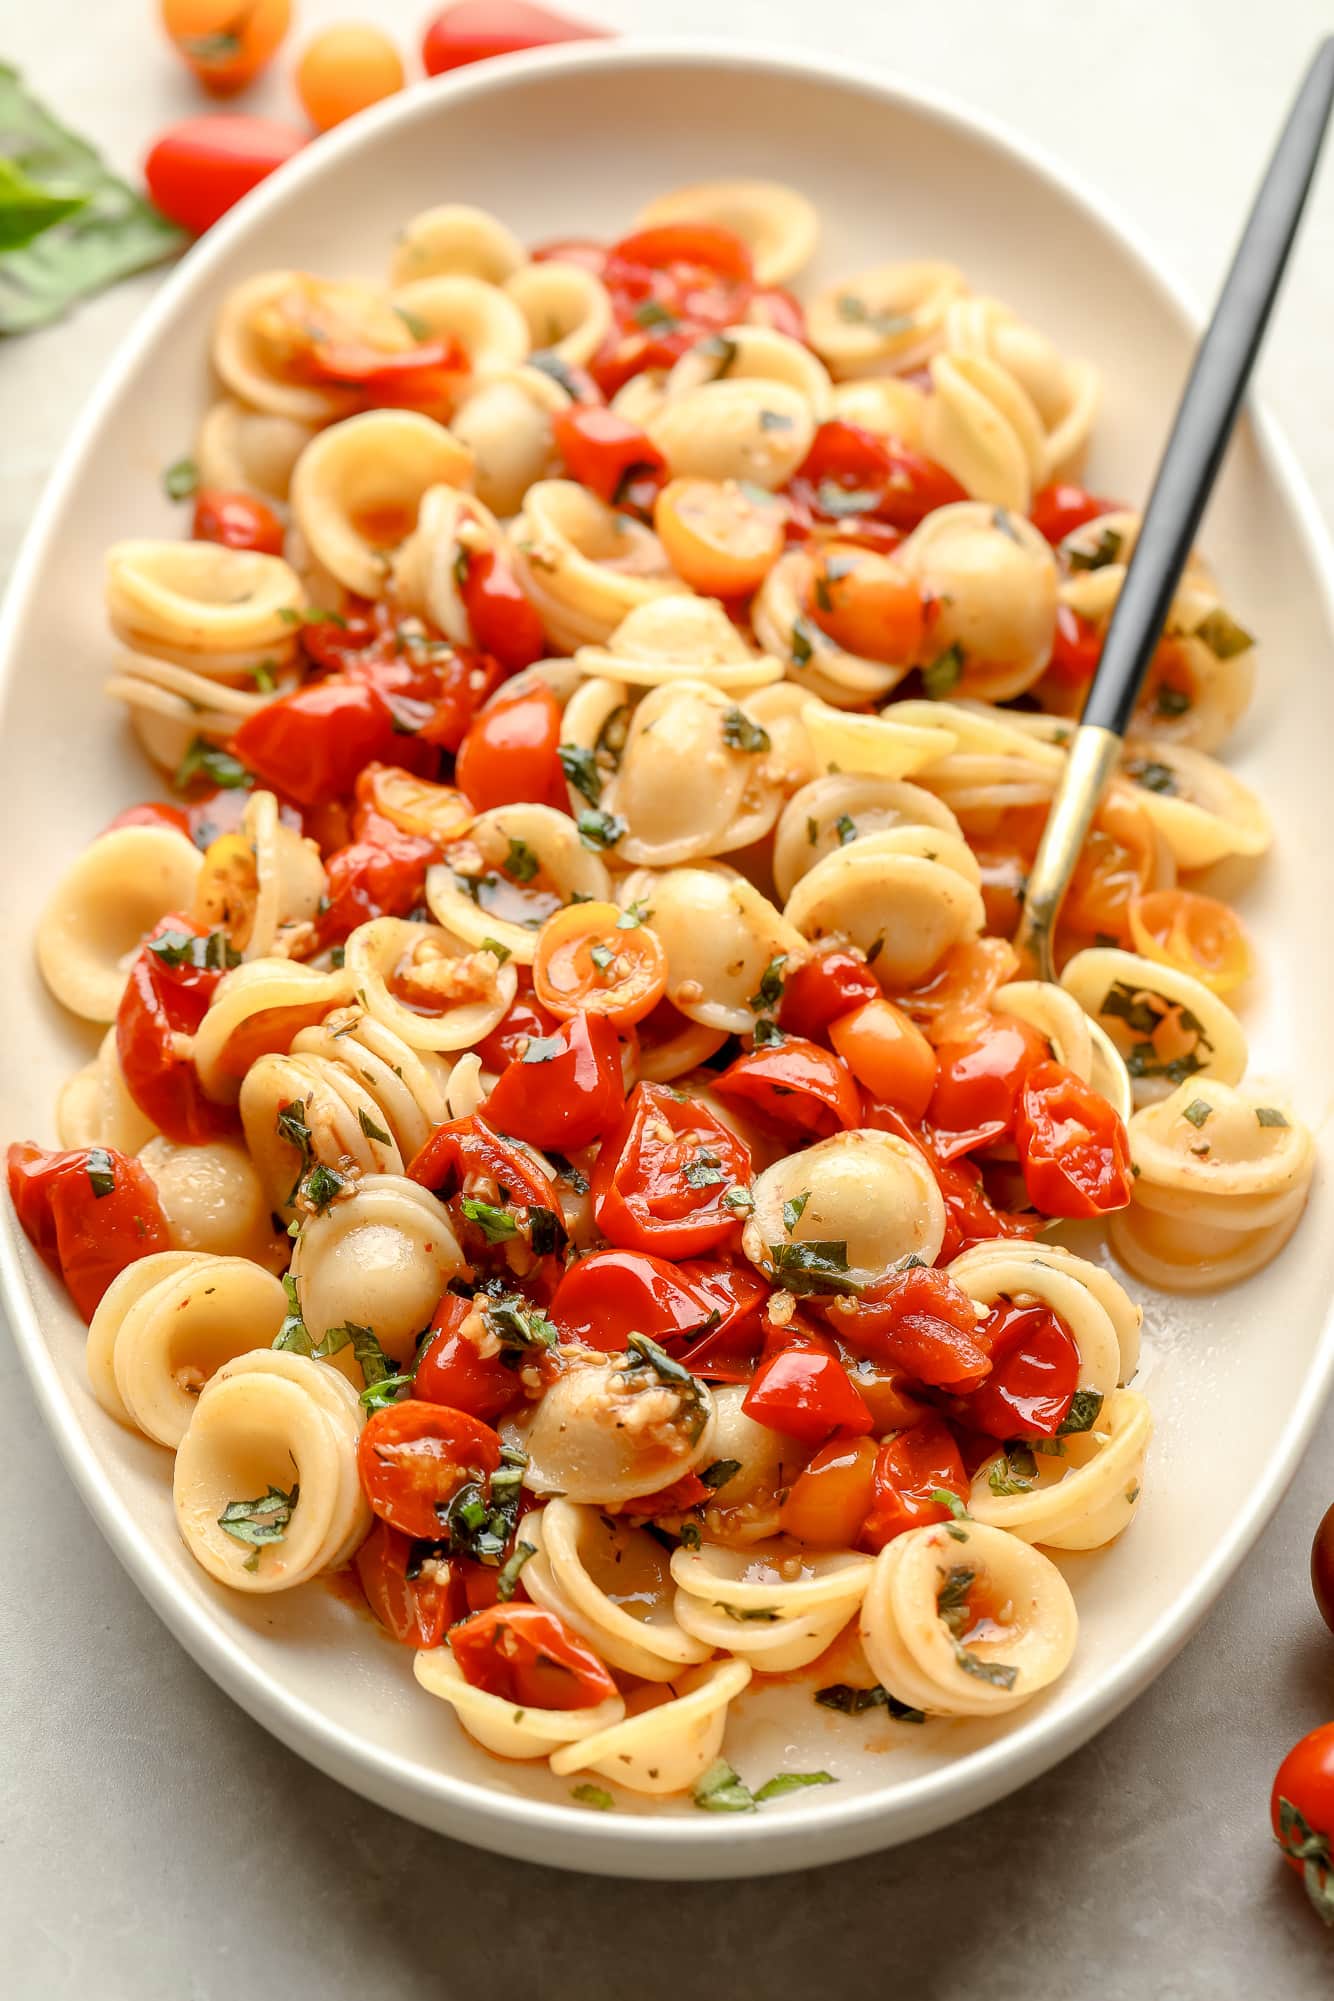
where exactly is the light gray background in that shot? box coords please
[3,2,1333,1994]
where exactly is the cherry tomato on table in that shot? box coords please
[160,0,291,96]
[354,1518,461,1647]
[296,24,405,131]
[532,901,668,1028]
[591,1082,752,1257]
[421,1,606,76]
[358,1400,502,1540]
[712,1034,860,1139]
[144,115,306,235]
[6,1142,170,1321]
[192,489,285,555]
[116,914,239,1144]
[483,1009,627,1153]
[1271,1723,1334,1926]
[450,1603,618,1711]
[859,1414,970,1550]
[1015,1061,1134,1219]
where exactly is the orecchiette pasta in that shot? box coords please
[1060,947,1247,1106]
[36,824,204,1022]
[806,261,967,378]
[290,410,473,598]
[510,479,677,650]
[289,1175,464,1364]
[389,204,528,288]
[520,1502,713,1681]
[635,179,819,286]
[745,1129,947,1285]
[413,1645,624,1760]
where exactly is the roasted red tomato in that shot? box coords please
[354,1519,461,1647]
[415,1292,526,1423]
[742,1337,873,1445]
[1029,482,1120,545]
[1271,1723,1334,1926]
[357,1400,502,1540]
[778,946,881,1040]
[474,984,561,1070]
[590,1082,752,1256]
[116,916,239,1143]
[860,1415,970,1550]
[786,421,967,549]
[926,1014,1051,1160]
[826,1263,991,1392]
[553,404,667,505]
[232,675,435,809]
[779,1433,879,1546]
[483,1010,626,1153]
[1047,602,1103,686]
[456,546,547,673]
[955,1299,1080,1440]
[1014,1061,1134,1218]
[550,1247,717,1354]
[407,1114,565,1284]
[592,222,754,396]
[7,1141,170,1321]
[450,1603,618,1710]
[858,1096,1043,1262]
[454,681,567,814]
[315,830,437,945]
[191,488,285,554]
[712,1035,860,1138]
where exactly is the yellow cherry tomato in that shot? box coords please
[160,0,292,96]
[532,901,668,1027]
[829,998,938,1120]
[1127,887,1253,994]
[295,24,407,133]
[191,831,258,949]
[653,477,785,597]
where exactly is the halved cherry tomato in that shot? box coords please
[926,1014,1051,1159]
[956,1299,1079,1440]
[743,1341,873,1445]
[531,237,609,279]
[454,681,567,814]
[779,1434,879,1546]
[1272,1723,1334,1925]
[483,1010,626,1152]
[894,937,1020,1048]
[859,1096,1042,1263]
[748,286,808,342]
[357,1400,502,1539]
[1015,1061,1133,1218]
[316,830,438,946]
[1046,602,1102,686]
[808,542,926,665]
[161,0,291,96]
[1029,482,1120,546]
[144,114,306,235]
[532,901,668,1028]
[860,1415,970,1550]
[192,489,285,555]
[786,421,967,545]
[550,1247,713,1354]
[421,1,606,75]
[837,1352,925,1434]
[407,1113,565,1287]
[352,765,471,847]
[830,998,938,1120]
[779,946,881,1041]
[668,1256,769,1380]
[354,1519,460,1647]
[1127,887,1253,995]
[6,1141,171,1322]
[712,1035,859,1139]
[232,675,435,809]
[456,546,547,673]
[826,1263,991,1392]
[415,1292,525,1422]
[450,1603,618,1710]
[103,800,193,841]
[553,405,666,506]
[474,983,561,1070]
[592,223,754,396]
[1061,788,1157,942]
[591,1082,751,1256]
[116,915,238,1143]
[653,477,785,597]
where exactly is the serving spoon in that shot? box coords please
[1012,35,1334,982]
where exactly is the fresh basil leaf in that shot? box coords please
[1127,757,1176,796]
[495,1540,536,1602]
[173,737,252,793]
[987,1447,1037,1496]
[576,807,626,851]
[815,1683,925,1722]
[753,1772,836,1802]
[359,1371,415,1413]
[162,456,199,502]
[617,897,652,930]
[217,1482,298,1568]
[782,1191,810,1234]
[834,813,857,846]
[1066,525,1123,572]
[559,743,603,806]
[765,1239,860,1296]
[0,154,86,251]
[721,707,771,754]
[357,1107,392,1145]
[1194,607,1254,659]
[571,1783,615,1810]
[922,644,965,699]
[683,1150,726,1190]
[503,837,540,883]
[480,936,511,965]
[1057,1388,1104,1436]
[692,1759,755,1813]
[521,1032,566,1065]
[716,1601,780,1623]
[483,1294,558,1351]
[460,1197,519,1244]
[1181,1098,1213,1129]
[1256,1105,1290,1128]
[85,1147,116,1198]
[698,1458,741,1490]
[747,955,786,1013]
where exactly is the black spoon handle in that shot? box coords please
[1081,35,1334,736]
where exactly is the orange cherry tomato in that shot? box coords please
[531,901,668,1028]
[1015,1061,1133,1219]
[808,541,926,665]
[893,937,1020,1047]
[1127,887,1252,995]
[454,682,567,813]
[779,1434,879,1547]
[357,1401,502,1540]
[352,764,472,846]
[829,998,938,1120]
[450,1604,618,1711]
[1062,788,1158,941]
[160,0,291,96]
[144,115,306,236]
[1270,1723,1334,1926]
[653,477,786,597]
[192,489,285,555]
[295,24,405,132]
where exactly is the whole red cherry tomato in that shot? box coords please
[144,114,306,235]
[232,676,435,809]
[116,915,239,1143]
[454,681,567,813]
[456,546,547,673]
[1271,1723,1334,1926]
[483,1010,626,1153]
[415,1293,526,1423]
[553,405,666,505]
[6,1141,171,1321]
[421,2,606,76]
[1029,482,1120,545]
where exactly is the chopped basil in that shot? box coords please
[991,508,1021,541]
[440,1453,526,1567]
[678,1519,702,1549]
[571,1783,615,1810]
[748,955,787,1013]
[300,1162,346,1212]
[521,1031,566,1065]
[721,707,771,753]
[765,1239,859,1296]
[935,1566,974,1637]
[546,1152,590,1195]
[217,1482,298,1570]
[716,1601,780,1623]
[753,1772,836,1802]
[1194,607,1254,659]
[866,934,885,967]
[1067,525,1123,572]
[589,942,614,972]
[813,568,834,613]
[480,937,511,965]
[931,1487,970,1520]
[1256,1105,1290,1128]
[752,1017,785,1048]
[699,1458,741,1491]
[460,1197,519,1243]
[757,408,794,432]
[624,1332,700,1395]
[559,743,603,806]
[632,298,678,332]
[692,1759,756,1813]
[987,1446,1037,1496]
[483,1293,559,1351]
[85,1147,116,1198]
[814,480,879,518]
[495,1540,536,1602]
[834,813,857,846]
[683,1149,727,1190]
[576,807,626,850]
[1181,1098,1213,1129]
[172,737,252,793]
[806,816,819,845]
[1057,1388,1104,1436]
[504,837,540,883]
[528,349,585,399]
[275,1100,313,1201]
[360,1372,415,1413]
[790,617,816,668]
[922,644,965,699]
[617,897,652,930]
[696,331,738,378]
[815,1683,924,1722]
[146,925,240,973]
[782,1191,810,1234]
[1155,683,1192,717]
[273,1273,309,1353]
[723,1184,755,1215]
[526,1205,564,1256]
[161,456,199,502]
[1128,757,1177,796]
[955,1648,1019,1691]
[358,1107,391,1145]
[834,294,913,338]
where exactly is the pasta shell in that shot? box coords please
[137,1136,289,1271]
[520,1502,712,1680]
[213,271,362,424]
[1060,947,1247,1106]
[509,480,677,651]
[504,260,612,368]
[391,483,506,644]
[548,1658,753,1794]
[648,378,815,490]
[390,273,530,374]
[600,679,782,866]
[993,978,1133,1123]
[945,1241,1122,1403]
[942,295,1099,482]
[344,915,516,1052]
[193,957,355,1104]
[751,546,905,708]
[772,772,964,903]
[425,802,611,963]
[389,204,527,287]
[671,1540,872,1671]
[575,593,782,693]
[828,375,928,447]
[645,866,804,1033]
[195,396,317,503]
[519,1356,716,1506]
[801,699,957,780]
[57,1026,159,1154]
[1120,739,1271,869]
[949,1238,1143,1386]
[896,503,1058,702]
[744,1128,947,1286]
[450,364,570,516]
[290,410,473,598]
[290,1174,464,1366]
[922,351,1047,513]
[665,324,832,416]
[413,1647,623,1760]
[636,180,819,286]
[969,1390,1152,1550]
[36,824,204,1023]
[783,834,985,987]
[105,540,304,677]
[807,261,967,379]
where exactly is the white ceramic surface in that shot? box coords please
[1,40,1331,1882]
